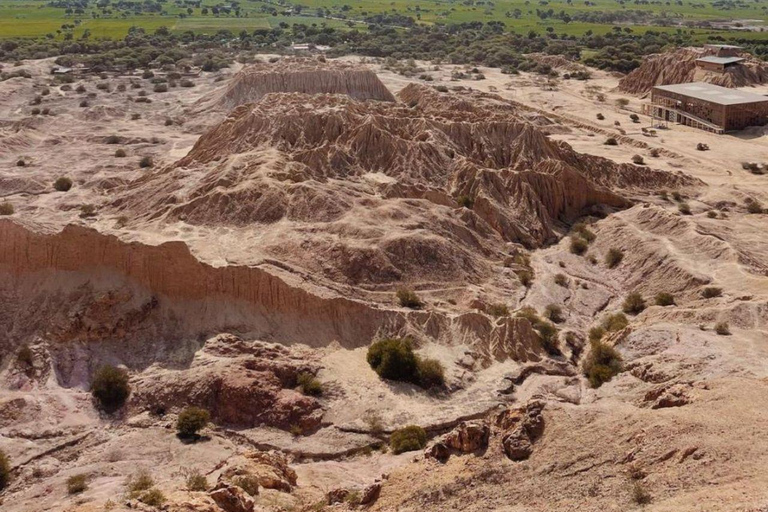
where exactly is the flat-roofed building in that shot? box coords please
[645,82,768,133]
[695,56,745,73]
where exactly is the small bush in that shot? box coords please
[67,474,88,494]
[91,365,130,412]
[632,481,652,505]
[602,313,628,332]
[153,83,168,93]
[649,148,660,157]
[570,236,588,255]
[588,326,605,343]
[16,159,26,167]
[297,372,323,396]
[583,340,622,388]
[180,79,195,88]
[390,425,427,454]
[536,321,560,355]
[17,345,34,366]
[0,449,10,490]
[142,70,155,79]
[456,195,473,209]
[185,470,207,492]
[31,107,40,115]
[554,273,568,287]
[53,176,73,192]
[544,304,564,323]
[596,113,605,120]
[115,149,126,157]
[604,137,618,146]
[714,322,730,335]
[416,357,445,389]
[696,142,709,151]
[702,287,722,299]
[629,113,640,123]
[572,222,596,242]
[176,406,210,438]
[487,303,509,317]
[707,210,718,219]
[671,191,682,201]
[747,200,763,214]
[164,118,173,126]
[79,100,89,108]
[80,204,96,218]
[655,293,675,306]
[127,470,154,493]
[76,84,86,93]
[678,202,692,215]
[631,154,644,165]
[622,292,646,315]
[518,270,533,287]
[105,135,120,144]
[138,488,165,507]
[367,337,418,383]
[139,156,153,168]
[396,289,423,309]
[0,202,14,215]
[233,475,259,496]
[605,248,624,269]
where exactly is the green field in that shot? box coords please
[0,0,766,40]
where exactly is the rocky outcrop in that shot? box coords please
[495,400,546,461]
[209,483,255,512]
[618,47,768,94]
[195,58,395,113]
[425,420,490,462]
[218,450,297,492]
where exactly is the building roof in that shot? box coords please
[705,44,742,49]
[653,82,768,105]
[696,56,745,65]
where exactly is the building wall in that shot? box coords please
[696,60,725,73]
[651,89,768,131]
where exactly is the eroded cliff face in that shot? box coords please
[0,219,546,366]
[618,46,768,94]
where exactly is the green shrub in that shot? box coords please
[517,270,533,287]
[714,322,730,335]
[554,273,568,287]
[367,337,418,382]
[366,337,443,389]
[233,475,259,496]
[115,149,126,157]
[536,321,560,355]
[67,474,88,494]
[185,470,208,492]
[588,326,605,343]
[91,365,130,412]
[53,176,73,192]
[0,202,14,216]
[604,137,618,146]
[671,191,682,201]
[572,222,596,242]
[138,488,165,507]
[678,202,691,215]
[596,113,605,120]
[396,289,423,309]
[0,449,10,490]
[487,303,509,317]
[570,236,588,255]
[139,156,153,168]
[747,200,763,214]
[456,195,473,209]
[602,313,628,332]
[707,210,718,219]
[622,292,646,315]
[605,248,624,268]
[176,406,210,438]
[153,83,168,93]
[631,481,652,505]
[105,135,120,144]
[631,154,644,165]
[416,357,445,389]
[544,304,564,324]
[702,287,722,299]
[655,293,675,306]
[583,340,623,388]
[127,470,154,494]
[297,372,323,396]
[390,425,427,454]
[17,345,33,366]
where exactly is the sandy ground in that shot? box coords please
[2,54,768,512]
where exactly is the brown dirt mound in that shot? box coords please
[195,57,396,112]
[618,47,768,94]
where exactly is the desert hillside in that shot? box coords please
[1,56,768,512]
